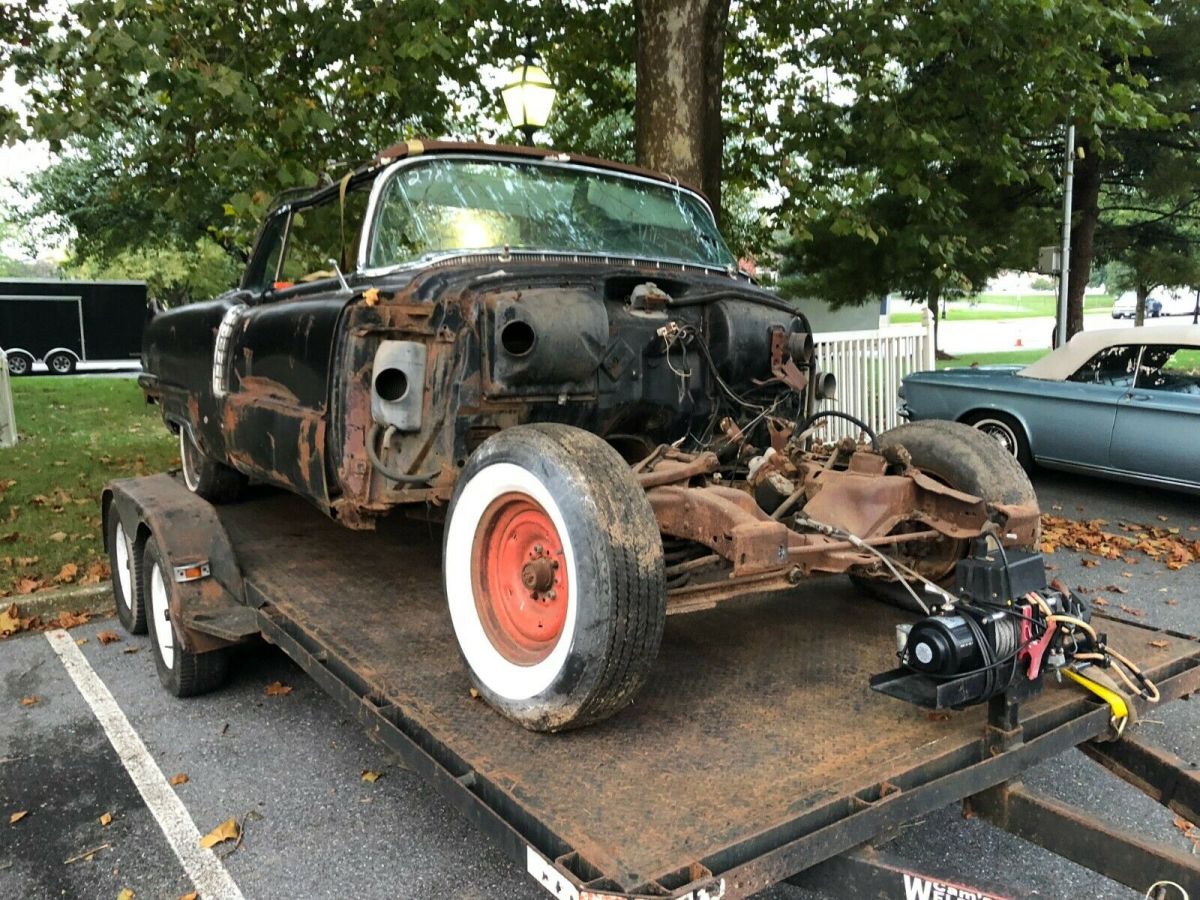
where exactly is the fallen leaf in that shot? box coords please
[179,893,198,900]
[1149,640,1170,649]
[96,630,121,645]
[1093,596,1109,607]
[117,890,135,900]
[1119,603,1147,618]
[198,817,239,849]
[1121,572,1134,578]
[361,770,382,783]
[53,610,91,629]
[122,646,140,655]
[169,773,189,786]
[264,681,292,697]
[99,812,112,827]
[1158,515,1170,522]
[9,810,27,824]
[48,531,67,543]
[54,563,79,584]
[19,695,38,707]
[363,287,381,306]
[1081,558,1099,568]
[0,604,22,636]
[924,711,951,722]
[468,687,480,699]
[17,577,40,594]
[1166,599,1180,606]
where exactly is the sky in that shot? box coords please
[1,70,60,262]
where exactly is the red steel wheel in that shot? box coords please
[471,492,571,664]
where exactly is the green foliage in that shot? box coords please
[68,238,241,308]
[767,0,1163,321]
[1093,0,1200,301]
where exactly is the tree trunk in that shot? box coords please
[1066,140,1102,339]
[1135,284,1148,327]
[635,0,731,222]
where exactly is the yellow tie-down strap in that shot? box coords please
[1063,667,1131,737]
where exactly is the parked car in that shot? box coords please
[899,325,1200,491]
[137,141,1040,731]
[1111,291,1162,319]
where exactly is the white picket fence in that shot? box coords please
[811,309,936,442]
[0,351,15,448]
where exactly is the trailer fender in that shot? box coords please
[102,473,255,653]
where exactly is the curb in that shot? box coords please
[9,581,115,621]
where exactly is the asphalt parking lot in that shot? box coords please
[3,468,1199,900]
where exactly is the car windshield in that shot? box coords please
[367,157,735,270]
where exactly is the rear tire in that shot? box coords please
[143,536,230,697]
[45,351,76,375]
[444,424,666,732]
[852,420,1040,612]
[106,506,146,635]
[179,425,246,503]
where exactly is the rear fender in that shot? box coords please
[102,474,254,653]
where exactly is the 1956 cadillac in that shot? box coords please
[136,141,1041,730]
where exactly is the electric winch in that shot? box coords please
[871,538,1160,727]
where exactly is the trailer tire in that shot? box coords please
[6,351,33,376]
[852,420,1040,612]
[143,536,230,697]
[45,350,76,375]
[444,423,666,732]
[179,425,246,504]
[106,507,147,635]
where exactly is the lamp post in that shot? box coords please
[500,47,556,146]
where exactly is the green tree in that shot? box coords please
[767,0,1163,349]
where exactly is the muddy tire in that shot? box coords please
[106,506,146,635]
[143,536,230,697]
[853,419,1040,612]
[179,425,246,504]
[443,423,666,732]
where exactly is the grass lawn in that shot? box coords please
[890,293,1113,324]
[936,349,1049,369]
[0,377,177,597]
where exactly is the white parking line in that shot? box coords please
[45,629,245,900]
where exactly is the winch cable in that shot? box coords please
[793,515,939,614]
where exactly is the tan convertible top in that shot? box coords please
[1021,324,1200,381]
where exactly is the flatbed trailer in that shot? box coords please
[104,474,1200,899]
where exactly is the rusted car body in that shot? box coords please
[139,141,1039,730]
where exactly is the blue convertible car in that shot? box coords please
[898,326,1200,492]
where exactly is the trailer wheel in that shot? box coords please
[6,352,33,376]
[143,536,230,697]
[179,426,246,503]
[444,424,666,732]
[106,508,146,635]
[45,351,76,375]
[852,420,1040,612]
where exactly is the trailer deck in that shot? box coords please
[202,488,1200,899]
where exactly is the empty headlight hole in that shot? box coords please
[500,320,536,357]
[375,367,409,402]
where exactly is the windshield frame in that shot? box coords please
[356,153,734,277]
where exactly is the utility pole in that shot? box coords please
[1055,123,1075,348]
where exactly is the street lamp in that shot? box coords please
[500,54,556,146]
